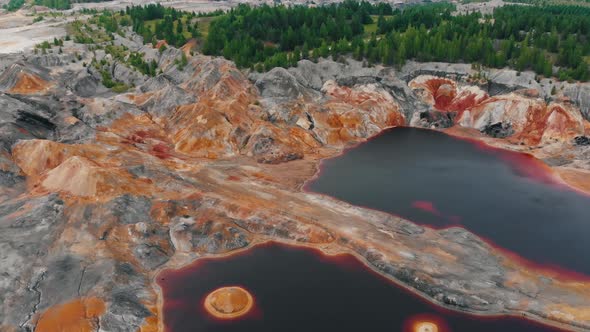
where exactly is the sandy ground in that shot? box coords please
[0,21,66,54]
[0,0,234,55]
[0,11,32,28]
[0,11,82,54]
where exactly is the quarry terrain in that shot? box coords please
[0,22,590,332]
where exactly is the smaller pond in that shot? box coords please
[158,242,564,332]
[306,127,590,276]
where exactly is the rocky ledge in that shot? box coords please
[1,34,590,332]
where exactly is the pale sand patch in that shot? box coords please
[0,17,77,54]
[556,167,590,195]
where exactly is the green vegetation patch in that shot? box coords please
[2,0,25,12]
[4,0,25,12]
[68,20,113,44]
[200,1,589,81]
[203,1,389,69]
[34,0,71,10]
[125,4,209,47]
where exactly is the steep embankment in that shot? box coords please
[407,73,590,193]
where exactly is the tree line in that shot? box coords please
[202,1,590,81]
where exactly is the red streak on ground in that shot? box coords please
[435,95,455,111]
[135,130,150,138]
[17,127,29,135]
[415,77,491,123]
[418,77,487,113]
[152,143,172,159]
[127,134,145,144]
[447,93,483,113]
[424,78,457,111]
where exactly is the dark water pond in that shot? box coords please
[158,243,564,332]
[306,127,590,276]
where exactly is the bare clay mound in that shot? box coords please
[204,286,255,319]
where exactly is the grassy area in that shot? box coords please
[173,19,193,40]
[195,16,214,38]
[67,20,113,44]
[144,19,160,32]
[364,15,391,36]
[365,15,392,37]
[137,16,198,41]
[111,83,131,93]
[104,45,127,60]
[364,22,378,34]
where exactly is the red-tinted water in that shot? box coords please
[158,242,566,332]
[306,127,590,277]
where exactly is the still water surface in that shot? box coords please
[158,243,564,332]
[307,127,590,275]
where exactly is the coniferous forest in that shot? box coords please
[201,1,590,81]
[79,1,590,81]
